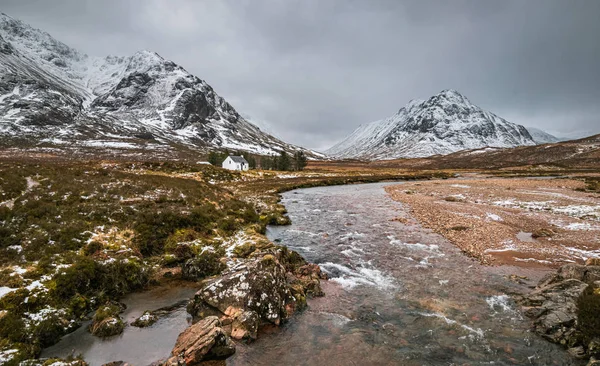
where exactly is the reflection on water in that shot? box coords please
[42,286,197,365]
[231,182,579,366]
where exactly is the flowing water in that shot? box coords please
[43,182,579,365]
[232,182,579,366]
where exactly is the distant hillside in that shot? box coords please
[372,134,600,170]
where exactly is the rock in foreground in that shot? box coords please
[167,316,235,365]
[187,245,326,345]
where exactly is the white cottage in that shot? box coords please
[222,156,249,171]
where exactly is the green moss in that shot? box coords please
[181,250,226,280]
[577,286,600,346]
[92,303,121,323]
[89,302,124,337]
[232,243,256,258]
[0,269,24,288]
[261,254,277,267]
[68,294,90,318]
[82,241,103,256]
[164,228,201,252]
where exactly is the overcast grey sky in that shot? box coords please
[2,0,599,150]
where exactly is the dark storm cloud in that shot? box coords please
[2,0,599,149]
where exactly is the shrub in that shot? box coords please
[83,241,103,256]
[0,311,27,343]
[0,226,20,250]
[444,196,463,202]
[133,211,192,255]
[181,250,226,280]
[164,228,201,253]
[53,257,99,299]
[0,269,24,288]
[218,217,238,233]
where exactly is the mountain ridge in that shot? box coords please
[0,13,320,158]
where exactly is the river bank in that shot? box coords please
[386,176,600,266]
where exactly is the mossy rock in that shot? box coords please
[275,246,307,272]
[231,310,260,341]
[89,302,125,337]
[89,316,124,337]
[131,311,158,328]
[232,243,256,258]
[288,283,307,310]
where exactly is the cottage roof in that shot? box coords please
[228,156,248,164]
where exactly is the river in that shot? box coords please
[44,182,579,365]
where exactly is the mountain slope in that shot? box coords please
[372,133,600,170]
[525,127,562,144]
[326,90,536,160]
[0,13,317,158]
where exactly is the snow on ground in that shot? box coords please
[0,349,19,363]
[486,213,503,222]
[0,286,18,299]
[492,199,600,220]
[451,184,471,189]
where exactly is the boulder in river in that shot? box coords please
[186,245,326,343]
[131,310,159,328]
[190,255,296,326]
[169,316,235,365]
[89,302,125,337]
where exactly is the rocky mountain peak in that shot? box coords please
[326,90,537,160]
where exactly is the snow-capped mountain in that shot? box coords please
[326,90,537,160]
[525,127,562,144]
[0,13,317,158]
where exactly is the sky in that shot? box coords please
[2,0,599,151]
